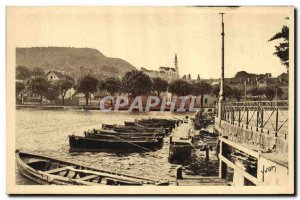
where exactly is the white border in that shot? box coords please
[1,1,299,200]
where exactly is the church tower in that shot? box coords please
[174,53,179,77]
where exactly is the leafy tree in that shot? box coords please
[234,71,249,83]
[268,25,289,70]
[276,86,284,99]
[231,87,242,102]
[16,82,25,103]
[263,85,284,101]
[58,79,74,105]
[29,77,50,104]
[16,66,31,80]
[169,79,192,96]
[211,84,232,100]
[44,83,60,103]
[76,75,99,105]
[152,77,169,96]
[263,87,276,101]
[99,77,122,106]
[100,77,122,95]
[249,87,264,101]
[192,81,212,107]
[32,67,45,77]
[277,72,289,85]
[122,70,152,96]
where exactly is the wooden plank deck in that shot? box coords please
[172,123,194,143]
[176,176,230,186]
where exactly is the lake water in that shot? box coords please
[15,108,219,184]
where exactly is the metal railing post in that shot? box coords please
[275,107,279,137]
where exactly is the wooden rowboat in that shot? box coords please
[16,150,169,186]
[69,135,163,152]
[102,123,169,135]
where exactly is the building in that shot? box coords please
[45,70,75,99]
[45,70,73,82]
[140,54,179,83]
[257,78,267,88]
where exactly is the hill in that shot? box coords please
[16,47,136,80]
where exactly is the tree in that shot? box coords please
[31,67,45,77]
[16,82,25,103]
[99,77,122,105]
[268,25,289,70]
[16,66,32,80]
[249,87,264,101]
[231,87,242,102]
[152,77,169,96]
[169,79,192,96]
[44,83,60,103]
[263,85,284,101]
[192,81,212,107]
[100,77,122,95]
[263,87,276,101]
[234,71,249,83]
[58,79,74,105]
[211,84,232,100]
[29,77,50,104]
[76,75,99,105]
[122,70,152,96]
[275,86,284,99]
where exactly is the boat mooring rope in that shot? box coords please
[109,134,153,152]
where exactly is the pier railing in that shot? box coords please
[217,100,289,138]
[219,137,259,185]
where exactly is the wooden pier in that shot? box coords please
[176,176,229,186]
[168,122,195,162]
[215,100,289,186]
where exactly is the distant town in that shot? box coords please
[16,52,288,110]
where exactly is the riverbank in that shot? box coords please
[16,104,205,112]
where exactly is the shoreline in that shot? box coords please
[16,104,207,112]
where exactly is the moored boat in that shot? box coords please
[69,135,163,152]
[16,150,169,185]
[102,123,169,135]
[84,129,164,143]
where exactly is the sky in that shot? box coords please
[7,7,293,79]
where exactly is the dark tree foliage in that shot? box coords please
[77,75,99,105]
[210,84,232,100]
[263,85,284,101]
[192,81,213,107]
[16,66,32,80]
[44,84,60,103]
[268,25,289,70]
[264,87,276,101]
[169,79,192,96]
[231,87,242,102]
[16,82,25,103]
[29,77,50,104]
[152,77,169,96]
[122,70,152,96]
[249,86,264,96]
[31,67,45,77]
[58,79,74,105]
[99,77,122,95]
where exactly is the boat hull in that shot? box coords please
[16,151,169,186]
[69,135,162,152]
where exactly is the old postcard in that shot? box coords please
[6,6,294,194]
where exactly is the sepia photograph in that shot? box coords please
[6,6,294,195]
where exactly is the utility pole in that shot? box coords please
[244,79,247,101]
[218,13,225,126]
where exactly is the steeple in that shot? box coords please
[174,53,179,77]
